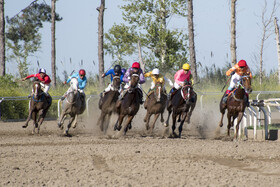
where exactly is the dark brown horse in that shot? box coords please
[164,82,197,138]
[144,82,167,133]
[97,75,121,133]
[114,73,141,136]
[22,81,52,134]
[219,73,252,140]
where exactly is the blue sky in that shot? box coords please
[5,0,280,79]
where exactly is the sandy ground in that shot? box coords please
[1,104,280,187]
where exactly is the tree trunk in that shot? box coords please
[137,40,145,71]
[98,0,105,88]
[160,0,167,67]
[274,17,280,84]
[51,0,56,86]
[187,0,197,82]
[0,0,5,76]
[230,0,237,66]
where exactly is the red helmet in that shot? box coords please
[238,60,247,67]
[132,62,140,69]
[79,69,86,76]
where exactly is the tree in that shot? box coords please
[230,0,237,66]
[258,0,277,85]
[274,17,280,84]
[6,2,62,78]
[51,0,56,87]
[104,23,137,68]
[0,0,5,76]
[187,0,197,82]
[121,0,189,72]
[97,0,105,88]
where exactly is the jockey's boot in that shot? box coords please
[245,93,250,107]
[222,90,231,104]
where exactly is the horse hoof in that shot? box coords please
[22,125,27,128]
[164,123,168,127]
[128,123,132,130]
[35,123,38,128]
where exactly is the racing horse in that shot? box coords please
[22,81,52,134]
[164,81,197,138]
[97,75,121,133]
[114,73,141,136]
[219,72,252,140]
[143,82,167,133]
[58,78,86,136]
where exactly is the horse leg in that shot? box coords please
[144,111,149,123]
[145,113,152,131]
[150,113,160,133]
[171,112,177,137]
[164,110,172,127]
[64,115,75,136]
[219,101,227,127]
[104,112,112,134]
[71,114,78,128]
[58,110,67,129]
[115,114,125,131]
[227,113,232,136]
[23,109,34,128]
[177,114,181,122]
[178,112,188,138]
[122,115,134,136]
[160,112,164,123]
[32,112,37,134]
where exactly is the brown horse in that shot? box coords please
[97,75,121,133]
[164,82,197,138]
[114,73,141,136]
[219,73,252,140]
[22,81,52,134]
[144,82,167,133]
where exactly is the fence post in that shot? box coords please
[0,98,4,121]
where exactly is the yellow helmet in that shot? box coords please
[182,63,190,70]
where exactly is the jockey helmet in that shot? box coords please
[114,65,122,74]
[38,68,46,74]
[238,60,247,67]
[182,63,190,70]
[121,68,126,74]
[152,68,160,75]
[79,69,86,76]
[132,62,140,69]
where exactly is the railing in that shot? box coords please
[0,95,98,121]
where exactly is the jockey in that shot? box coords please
[144,68,173,95]
[22,68,51,98]
[118,62,145,104]
[100,64,124,98]
[61,69,87,101]
[222,59,252,105]
[170,63,193,94]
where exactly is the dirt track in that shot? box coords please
[1,106,280,187]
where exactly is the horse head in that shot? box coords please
[67,78,79,103]
[154,82,163,102]
[112,75,121,91]
[130,73,140,88]
[239,73,252,94]
[33,81,43,100]
[181,82,193,102]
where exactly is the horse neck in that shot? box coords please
[234,86,245,99]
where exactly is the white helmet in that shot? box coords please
[38,68,46,74]
[152,68,159,75]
